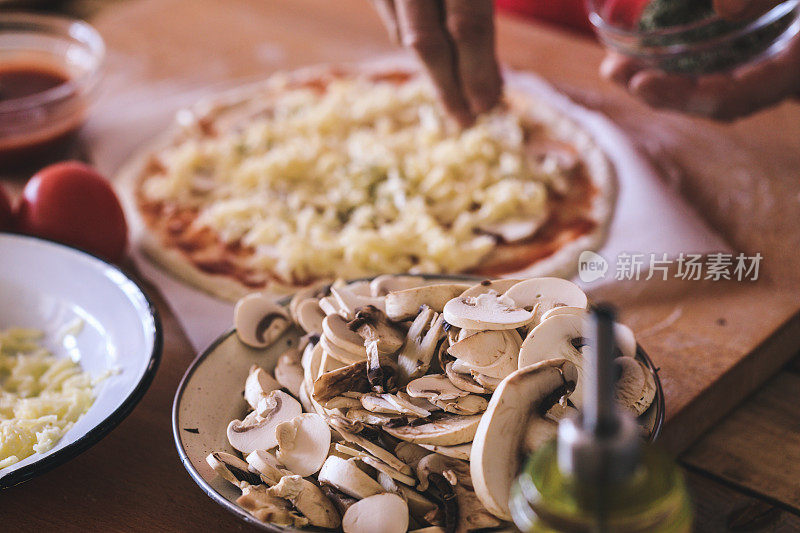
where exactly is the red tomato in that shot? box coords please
[0,185,13,232]
[17,161,128,262]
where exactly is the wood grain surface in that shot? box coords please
[2,0,800,530]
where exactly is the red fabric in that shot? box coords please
[496,0,595,35]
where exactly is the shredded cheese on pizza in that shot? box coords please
[142,76,562,282]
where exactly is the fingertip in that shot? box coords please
[600,53,641,86]
[629,70,697,109]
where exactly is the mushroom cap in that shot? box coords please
[342,493,409,533]
[234,292,290,348]
[385,283,471,321]
[442,292,535,331]
[470,358,578,520]
[206,451,262,487]
[503,277,588,325]
[275,413,332,477]
[226,390,302,454]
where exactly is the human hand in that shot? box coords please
[370,0,504,126]
[601,0,800,120]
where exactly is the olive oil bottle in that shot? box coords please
[510,305,693,533]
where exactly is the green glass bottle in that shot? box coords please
[510,305,692,533]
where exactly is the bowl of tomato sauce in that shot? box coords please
[0,13,104,173]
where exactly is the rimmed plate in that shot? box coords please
[173,275,664,532]
[0,233,162,489]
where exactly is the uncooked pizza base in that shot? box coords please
[117,65,616,301]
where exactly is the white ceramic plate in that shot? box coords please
[173,275,664,532]
[0,233,162,488]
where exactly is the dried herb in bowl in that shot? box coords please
[638,0,794,73]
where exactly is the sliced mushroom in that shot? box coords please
[295,298,326,334]
[329,418,413,475]
[615,356,656,416]
[443,292,535,331]
[396,307,446,382]
[394,442,430,468]
[452,483,503,532]
[406,374,470,402]
[459,279,523,299]
[246,449,289,486]
[303,342,324,391]
[237,484,309,527]
[447,329,520,379]
[365,341,399,393]
[244,365,282,409]
[265,475,341,529]
[470,359,578,520]
[419,442,472,461]
[431,394,488,415]
[289,282,327,321]
[320,335,365,365]
[274,413,331,477]
[370,274,427,296]
[274,349,304,398]
[517,313,585,407]
[360,455,417,486]
[614,323,638,359]
[323,396,364,410]
[383,412,481,446]
[331,285,386,320]
[234,293,291,348]
[342,493,409,533]
[227,390,302,454]
[206,451,263,487]
[538,308,639,359]
[348,305,405,354]
[312,359,372,404]
[362,393,431,418]
[317,348,346,379]
[345,408,405,426]
[503,277,588,325]
[408,528,446,533]
[318,456,385,499]
[472,372,502,391]
[319,295,344,317]
[416,453,472,491]
[385,283,471,321]
[444,362,491,395]
[320,485,359,515]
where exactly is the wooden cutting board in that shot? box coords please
[88,0,800,453]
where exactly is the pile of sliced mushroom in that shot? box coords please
[211,276,656,532]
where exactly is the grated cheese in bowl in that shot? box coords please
[0,327,99,470]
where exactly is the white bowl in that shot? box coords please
[0,233,161,488]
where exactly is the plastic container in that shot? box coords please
[0,12,104,172]
[587,0,800,74]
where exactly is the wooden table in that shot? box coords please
[4,1,800,530]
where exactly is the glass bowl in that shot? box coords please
[0,12,105,172]
[587,0,800,74]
